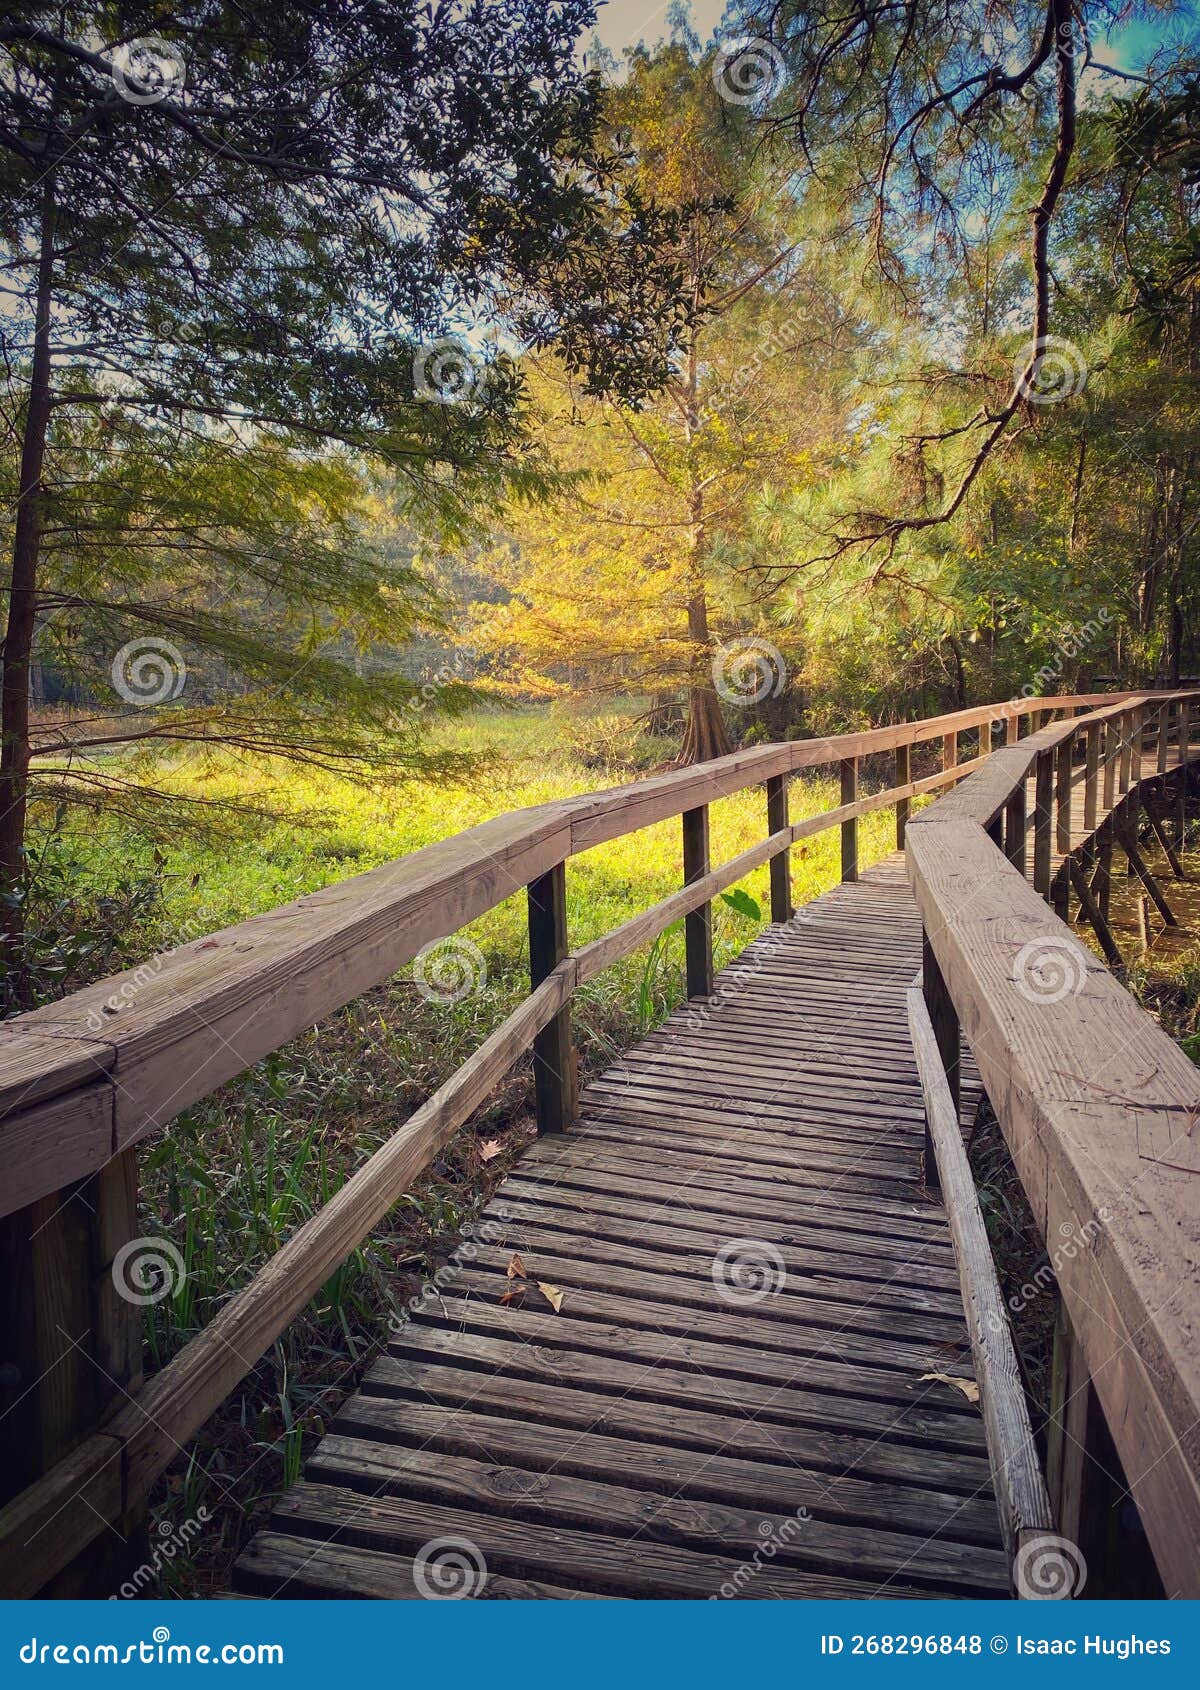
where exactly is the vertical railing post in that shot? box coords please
[840,757,858,883]
[1177,697,1192,847]
[1119,708,1135,794]
[681,805,714,999]
[1005,775,1027,877]
[1053,732,1073,920]
[895,741,911,849]
[1102,717,1118,813]
[1034,748,1054,899]
[766,774,791,924]
[1157,700,1171,776]
[0,1148,146,1593]
[1055,734,1073,855]
[1006,711,1020,746]
[921,931,959,1190]
[1084,720,1101,838]
[942,728,958,788]
[528,860,577,1132]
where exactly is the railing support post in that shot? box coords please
[895,742,910,849]
[766,775,791,924]
[840,758,858,882]
[1055,734,1073,855]
[1005,777,1027,878]
[1103,718,1118,813]
[921,932,959,1189]
[528,861,577,1132]
[1083,720,1101,839]
[942,729,957,788]
[1005,712,1020,746]
[681,805,715,999]
[1046,1303,1163,1598]
[1034,749,1054,899]
[0,1148,145,1594]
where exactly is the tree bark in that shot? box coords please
[0,183,55,968]
[677,288,732,768]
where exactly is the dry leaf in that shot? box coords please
[479,1139,504,1163]
[499,1286,526,1307]
[537,1281,565,1314]
[919,1371,980,1404]
[506,1252,526,1280]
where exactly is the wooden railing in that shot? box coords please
[907,689,1200,1599]
[0,689,1157,1595]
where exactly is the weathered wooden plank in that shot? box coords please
[329,1394,1001,1543]
[303,1434,1008,1592]
[909,985,1053,1574]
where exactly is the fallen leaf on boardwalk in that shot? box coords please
[506,1252,526,1280]
[537,1281,565,1314]
[479,1139,504,1163]
[499,1286,526,1307]
[919,1371,980,1404]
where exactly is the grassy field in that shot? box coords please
[37,704,903,1594]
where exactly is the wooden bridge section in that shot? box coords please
[2,691,1199,1600]
[236,861,1006,1599]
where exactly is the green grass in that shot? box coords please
[35,703,903,1594]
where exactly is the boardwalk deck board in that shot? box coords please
[235,856,1009,1600]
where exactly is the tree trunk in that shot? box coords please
[679,588,732,765]
[676,300,732,769]
[0,184,55,970]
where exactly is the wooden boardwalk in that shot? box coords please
[235,858,1009,1600]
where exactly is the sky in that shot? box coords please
[592,0,729,54]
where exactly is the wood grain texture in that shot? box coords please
[233,856,1007,1600]
[906,711,1200,1598]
